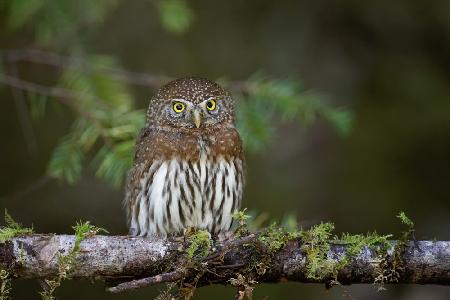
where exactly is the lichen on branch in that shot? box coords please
[0,211,448,299]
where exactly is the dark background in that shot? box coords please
[1,0,450,299]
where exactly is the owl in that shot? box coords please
[124,77,245,237]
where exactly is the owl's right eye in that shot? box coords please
[172,102,185,113]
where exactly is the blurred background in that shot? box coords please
[1,0,450,299]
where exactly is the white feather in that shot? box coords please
[135,154,243,236]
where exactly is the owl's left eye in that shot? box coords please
[173,102,185,113]
[206,99,216,111]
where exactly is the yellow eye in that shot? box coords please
[206,99,216,111]
[173,102,185,113]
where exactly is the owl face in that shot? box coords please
[146,77,235,130]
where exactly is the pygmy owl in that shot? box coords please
[124,77,245,236]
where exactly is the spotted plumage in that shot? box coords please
[125,77,245,236]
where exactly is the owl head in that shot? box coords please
[146,77,235,131]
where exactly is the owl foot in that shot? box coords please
[128,227,138,236]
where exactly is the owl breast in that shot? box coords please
[129,138,244,236]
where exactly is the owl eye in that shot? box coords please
[206,99,216,111]
[173,102,185,113]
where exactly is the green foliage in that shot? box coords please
[2,1,352,188]
[44,70,350,187]
[186,229,211,260]
[5,0,45,31]
[236,98,274,152]
[27,93,48,120]
[93,142,135,188]
[47,131,85,185]
[47,55,145,187]
[4,1,118,47]
[0,269,11,300]
[157,0,194,34]
[235,74,353,152]
[0,210,33,243]
[59,55,133,109]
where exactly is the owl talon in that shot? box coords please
[128,227,138,236]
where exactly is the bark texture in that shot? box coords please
[0,234,449,289]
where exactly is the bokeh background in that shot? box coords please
[1,0,450,299]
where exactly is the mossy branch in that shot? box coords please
[0,212,448,297]
[0,234,448,291]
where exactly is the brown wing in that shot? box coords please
[123,127,156,234]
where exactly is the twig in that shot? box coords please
[107,270,186,293]
[2,48,169,89]
[0,74,83,108]
[1,48,249,92]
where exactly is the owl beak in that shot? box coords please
[192,109,202,128]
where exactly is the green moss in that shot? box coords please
[232,209,251,224]
[0,269,11,300]
[257,223,299,253]
[0,210,33,243]
[255,222,351,281]
[253,223,300,279]
[72,221,108,253]
[393,211,415,268]
[40,221,107,300]
[298,222,395,282]
[397,211,414,229]
[0,211,33,300]
[185,229,211,260]
[339,231,392,257]
[0,208,419,298]
[232,208,251,236]
[374,211,415,290]
[299,222,336,280]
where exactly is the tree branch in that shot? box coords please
[0,74,120,150]
[0,234,449,293]
[1,48,249,93]
[2,49,169,89]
